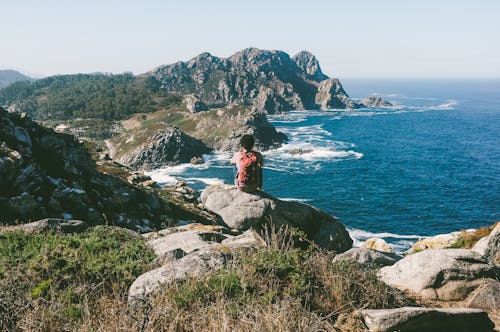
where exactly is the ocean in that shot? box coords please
[147,79,500,252]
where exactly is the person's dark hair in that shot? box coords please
[240,134,255,151]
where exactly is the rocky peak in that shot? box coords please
[228,48,296,71]
[292,51,329,82]
[147,47,358,112]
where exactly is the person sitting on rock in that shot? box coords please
[231,134,263,193]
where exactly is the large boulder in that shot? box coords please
[333,248,402,268]
[378,249,499,301]
[360,307,495,332]
[473,222,500,265]
[200,185,352,252]
[128,248,229,301]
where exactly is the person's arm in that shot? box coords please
[258,152,263,190]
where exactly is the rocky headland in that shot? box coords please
[0,48,393,171]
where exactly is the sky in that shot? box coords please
[2,0,500,78]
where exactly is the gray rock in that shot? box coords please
[129,223,265,303]
[378,249,499,300]
[359,95,393,108]
[360,307,495,332]
[183,94,208,113]
[200,185,352,252]
[144,224,228,264]
[292,50,329,82]
[1,218,88,234]
[315,78,357,110]
[465,280,500,310]
[128,248,229,301]
[221,229,265,248]
[472,223,500,265]
[333,248,402,268]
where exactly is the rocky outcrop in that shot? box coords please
[292,51,329,82]
[378,249,499,301]
[359,95,393,108]
[183,94,208,113]
[315,78,357,110]
[129,223,264,301]
[200,185,352,252]
[111,126,211,170]
[0,218,88,234]
[465,280,500,310]
[129,247,230,302]
[187,107,288,151]
[0,107,188,231]
[360,307,495,332]
[473,222,500,265]
[145,48,356,112]
[333,247,402,268]
[407,230,475,253]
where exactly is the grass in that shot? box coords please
[450,225,495,249]
[0,226,155,331]
[0,225,415,331]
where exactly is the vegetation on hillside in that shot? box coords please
[0,225,415,331]
[0,74,182,120]
[0,226,155,331]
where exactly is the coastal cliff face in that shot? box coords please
[146,48,356,112]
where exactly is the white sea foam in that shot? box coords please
[279,197,314,202]
[348,228,424,240]
[144,171,178,186]
[348,227,424,251]
[184,177,225,186]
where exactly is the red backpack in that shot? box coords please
[237,151,260,188]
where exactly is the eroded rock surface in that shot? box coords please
[473,222,500,265]
[333,247,402,268]
[378,249,499,301]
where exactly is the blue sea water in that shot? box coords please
[148,79,500,251]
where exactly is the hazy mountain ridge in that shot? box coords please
[0,69,31,89]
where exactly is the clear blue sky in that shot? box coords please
[2,0,499,78]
